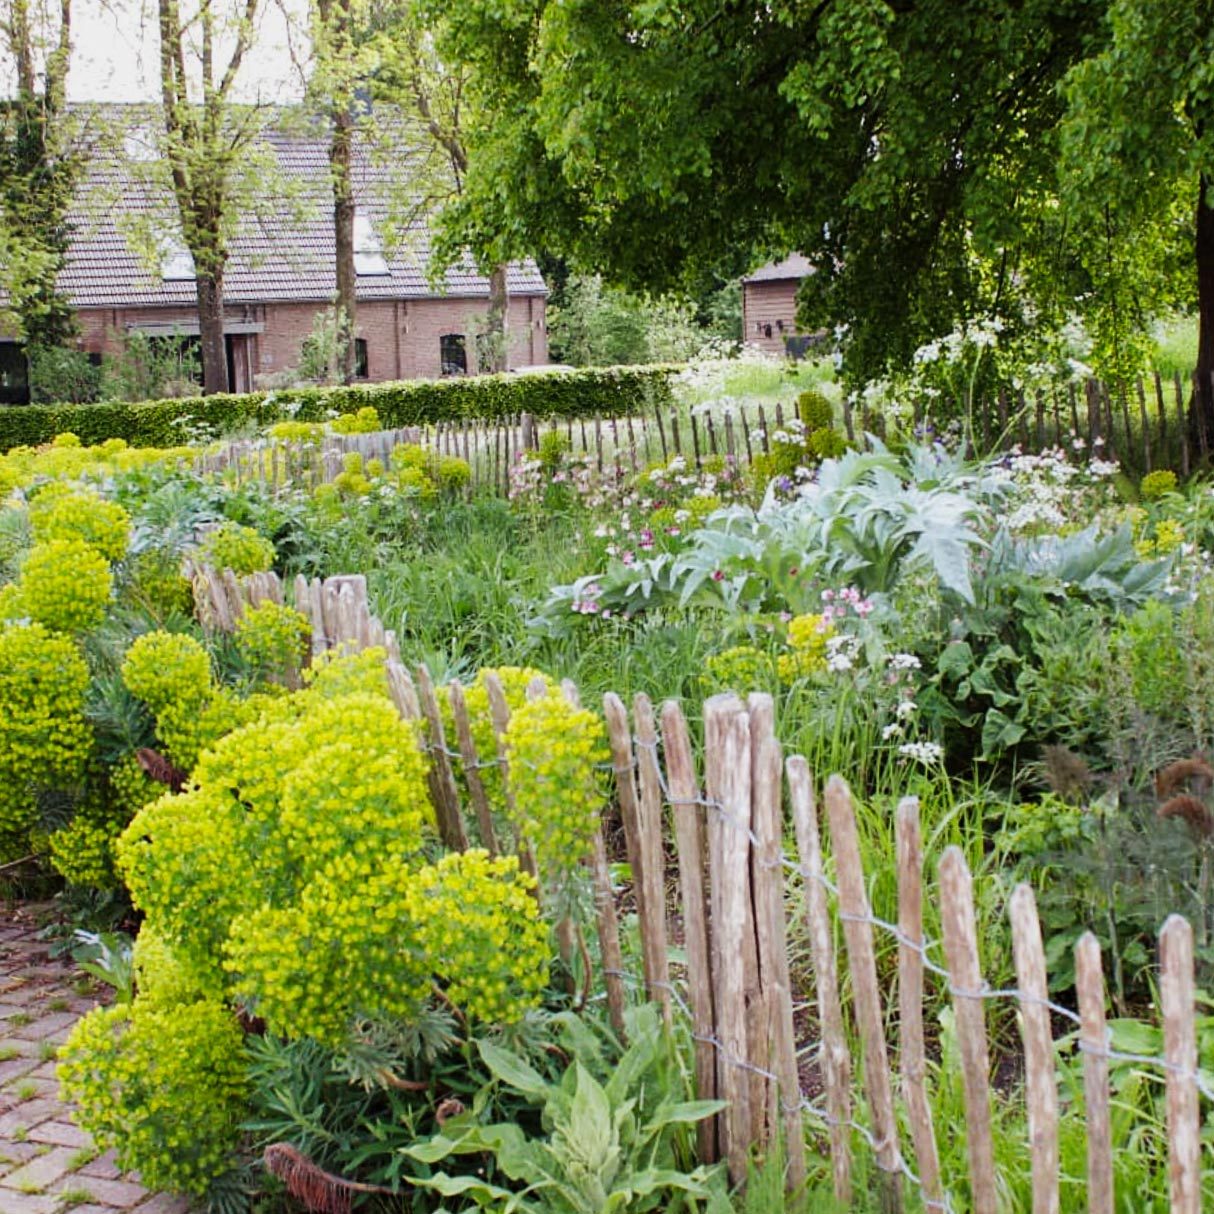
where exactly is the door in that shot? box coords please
[225,335,252,394]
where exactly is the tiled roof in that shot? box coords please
[743,253,815,284]
[59,110,547,309]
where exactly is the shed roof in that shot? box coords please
[58,109,547,311]
[742,253,815,284]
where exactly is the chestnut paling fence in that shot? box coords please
[197,562,1211,1213]
[195,369,1214,498]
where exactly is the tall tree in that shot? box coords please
[156,0,269,394]
[1060,0,1214,439]
[373,7,510,372]
[310,0,360,382]
[0,0,80,346]
[427,0,1214,425]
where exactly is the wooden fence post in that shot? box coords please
[447,680,498,855]
[602,694,655,976]
[823,776,903,1213]
[633,693,672,1025]
[414,665,468,853]
[1009,884,1059,1214]
[938,846,997,1214]
[661,699,718,1165]
[1160,914,1200,1214]
[895,798,941,1206]
[590,829,628,1041]
[748,694,805,1196]
[703,694,752,1188]
[788,757,852,1207]
[1074,932,1113,1214]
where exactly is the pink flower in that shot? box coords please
[821,589,835,602]
[856,599,874,617]
[621,550,636,565]
[712,570,725,582]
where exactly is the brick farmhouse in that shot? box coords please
[0,113,548,403]
[741,253,817,359]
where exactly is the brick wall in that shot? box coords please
[75,294,549,385]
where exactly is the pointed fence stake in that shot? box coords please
[896,798,942,1206]
[1074,932,1113,1214]
[1009,883,1059,1214]
[788,757,851,1207]
[1160,915,1200,1214]
[824,776,902,1212]
[939,846,997,1214]
[661,699,718,1165]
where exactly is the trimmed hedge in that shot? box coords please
[0,365,678,452]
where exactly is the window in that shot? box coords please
[0,342,29,405]
[440,334,467,376]
[160,239,195,281]
[354,338,369,379]
[123,126,159,163]
[353,210,389,277]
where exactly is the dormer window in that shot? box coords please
[123,126,159,163]
[160,239,195,281]
[353,210,389,277]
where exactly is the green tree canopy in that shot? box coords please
[424,0,1214,427]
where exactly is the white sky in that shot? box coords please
[3,0,306,103]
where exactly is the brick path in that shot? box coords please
[0,904,192,1214]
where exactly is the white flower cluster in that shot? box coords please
[898,740,944,766]
[825,633,860,674]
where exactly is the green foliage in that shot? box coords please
[29,489,131,562]
[98,331,202,404]
[543,443,998,630]
[406,1004,726,1214]
[797,390,834,433]
[121,631,213,713]
[1139,469,1178,500]
[58,997,247,1195]
[9,539,108,634]
[233,600,310,680]
[329,405,382,434]
[26,345,101,405]
[0,623,91,858]
[0,367,677,453]
[549,274,703,366]
[115,666,551,1046]
[505,690,610,883]
[196,521,276,575]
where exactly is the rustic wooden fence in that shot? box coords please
[196,564,1211,1211]
[969,370,1214,480]
[195,369,1213,502]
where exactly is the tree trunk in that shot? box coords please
[332,104,357,383]
[485,263,509,373]
[196,272,227,394]
[1194,171,1214,458]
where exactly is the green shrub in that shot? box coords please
[0,366,677,453]
[58,997,247,1195]
[196,521,275,575]
[18,538,112,634]
[798,388,834,432]
[1140,469,1178,500]
[29,488,131,562]
[0,623,92,859]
